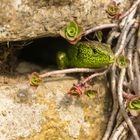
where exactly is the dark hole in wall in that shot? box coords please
[18,37,70,68]
[17,28,114,68]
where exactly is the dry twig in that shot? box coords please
[110,121,128,140]
[119,0,140,20]
[81,68,109,84]
[133,52,140,95]
[102,64,119,140]
[39,68,105,78]
[127,36,135,82]
[115,19,135,57]
[85,23,118,36]
[118,68,140,140]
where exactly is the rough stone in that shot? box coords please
[0,68,112,140]
[0,0,131,41]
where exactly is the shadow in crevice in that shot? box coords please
[17,37,70,68]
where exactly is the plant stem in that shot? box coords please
[119,0,140,20]
[118,68,140,140]
[85,24,118,36]
[39,68,105,78]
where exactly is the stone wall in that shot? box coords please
[0,0,130,41]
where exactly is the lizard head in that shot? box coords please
[89,41,115,65]
[73,41,115,68]
[56,41,115,69]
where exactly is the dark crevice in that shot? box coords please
[0,29,113,74]
[17,37,70,67]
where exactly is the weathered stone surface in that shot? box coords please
[0,68,112,140]
[0,0,130,41]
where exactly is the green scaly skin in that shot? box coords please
[56,41,115,69]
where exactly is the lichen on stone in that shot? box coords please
[0,86,48,140]
[54,90,90,138]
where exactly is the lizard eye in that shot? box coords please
[93,48,97,54]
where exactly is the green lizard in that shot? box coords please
[56,41,115,69]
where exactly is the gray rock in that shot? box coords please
[0,0,130,41]
[0,72,112,139]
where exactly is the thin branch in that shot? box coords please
[115,7,137,52]
[118,128,129,140]
[127,35,135,82]
[115,21,133,53]
[133,52,140,95]
[118,68,140,140]
[137,37,140,56]
[103,17,136,140]
[134,30,140,95]
[126,34,136,94]
[107,31,120,45]
[81,68,109,84]
[119,0,140,20]
[39,68,105,78]
[84,23,118,36]
[115,109,124,130]
[110,121,128,140]
[115,19,135,57]
[102,64,119,140]
[125,22,138,48]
